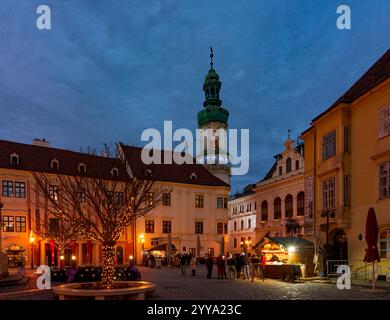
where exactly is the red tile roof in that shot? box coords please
[0,140,229,187]
[303,48,390,133]
[0,140,128,181]
[119,143,229,187]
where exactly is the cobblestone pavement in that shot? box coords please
[139,266,390,300]
[1,266,390,300]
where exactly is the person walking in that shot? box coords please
[180,253,188,276]
[190,254,197,276]
[250,252,260,282]
[259,251,267,282]
[240,252,250,280]
[226,253,236,280]
[216,255,227,279]
[205,254,214,279]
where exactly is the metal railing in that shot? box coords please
[326,259,348,276]
[327,259,390,281]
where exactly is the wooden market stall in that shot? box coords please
[253,236,315,280]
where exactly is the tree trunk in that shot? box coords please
[102,244,116,289]
[57,244,65,270]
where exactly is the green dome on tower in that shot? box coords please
[197,47,229,127]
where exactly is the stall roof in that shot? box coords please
[146,244,177,252]
[253,235,313,250]
[272,237,314,248]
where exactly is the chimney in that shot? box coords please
[32,138,51,148]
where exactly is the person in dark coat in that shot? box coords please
[216,255,227,279]
[235,253,242,279]
[226,253,236,280]
[180,253,188,276]
[239,252,250,279]
[205,254,214,279]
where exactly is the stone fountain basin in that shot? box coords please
[53,281,156,300]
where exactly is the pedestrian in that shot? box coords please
[259,251,267,282]
[190,254,197,276]
[250,252,260,282]
[216,255,227,279]
[129,262,142,281]
[226,253,236,280]
[180,253,188,276]
[239,252,250,279]
[234,253,242,279]
[16,262,26,276]
[205,254,214,279]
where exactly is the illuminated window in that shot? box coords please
[146,192,154,206]
[145,220,154,233]
[49,185,59,201]
[195,195,204,208]
[162,193,171,206]
[14,216,26,233]
[2,216,14,232]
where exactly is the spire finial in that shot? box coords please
[210,47,214,69]
[288,129,292,140]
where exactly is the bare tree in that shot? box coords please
[33,170,164,289]
[32,215,81,267]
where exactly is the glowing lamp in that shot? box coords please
[288,246,296,253]
[71,255,76,260]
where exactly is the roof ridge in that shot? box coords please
[0,139,119,161]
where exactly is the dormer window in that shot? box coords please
[145,169,152,178]
[50,159,60,170]
[190,172,197,180]
[111,167,119,177]
[10,153,20,165]
[78,163,87,174]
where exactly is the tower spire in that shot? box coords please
[210,47,214,69]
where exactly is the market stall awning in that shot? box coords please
[146,243,177,252]
[272,237,314,249]
[252,232,271,250]
[253,235,314,250]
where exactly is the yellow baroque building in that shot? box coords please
[301,49,390,280]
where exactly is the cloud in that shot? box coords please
[0,0,390,192]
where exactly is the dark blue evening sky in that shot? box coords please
[1,0,390,192]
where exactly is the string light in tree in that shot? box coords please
[102,244,116,289]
